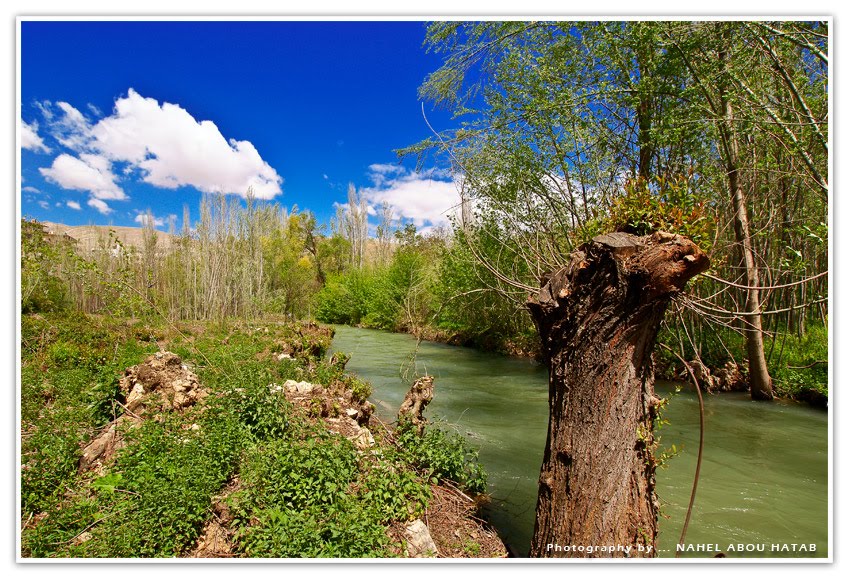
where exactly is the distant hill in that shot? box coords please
[40,221,176,253]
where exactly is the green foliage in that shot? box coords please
[430,228,539,354]
[20,416,82,515]
[769,323,828,401]
[261,210,322,318]
[90,412,242,557]
[238,435,358,511]
[26,409,244,558]
[227,372,297,442]
[361,464,431,523]
[21,219,70,313]
[21,313,463,559]
[393,420,487,495]
[346,375,373,403]
[314,270,373,325]
[236,502,394,558]
[656,320,828,404]
[230,433,399,558]
[20,314,156,514]
[604,177,715,250]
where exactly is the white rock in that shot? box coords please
[283,379,316,394]
[404,519,438,557]
[355,428,375,450]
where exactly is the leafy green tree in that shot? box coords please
[21,219,69,313]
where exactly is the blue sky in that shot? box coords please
[19,20,462,232]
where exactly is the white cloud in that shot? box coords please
[52,102,93,150]
[21,120,51,153]
[89,89,282,199]
[134,212,166,228]
[37,90,283,212]
[39,153,125,200]
[87,198,112,215]
[66,200,81,210]
[359,167,461,231]
[22,186,40,193]
[35,100,54,121]
[368,163,405,175]
[38,200,50,210]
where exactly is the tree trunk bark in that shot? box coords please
[726,145,774,401]
[717,39,774,401]
[527,232,709,558]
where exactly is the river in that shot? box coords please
[330,325,829,559]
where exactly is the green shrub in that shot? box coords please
[393,421,487,495]
[361,464,431,523]
[21,419,81,514]
[769,323,828,400]
[230,433,398,557]
[236,435,357,512]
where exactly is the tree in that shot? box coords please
[664,21,828,399]
[415,21,711,556]
[528,232,708,556]
[414,19,828,554]
[340,183,369,269]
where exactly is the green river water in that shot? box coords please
[330,325,829,559]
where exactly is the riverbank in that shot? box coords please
[20,313,505,558]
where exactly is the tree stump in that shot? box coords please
[527,232,709,558]
[398,375,434,435]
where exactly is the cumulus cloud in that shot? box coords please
[66,200,81,210]
[87,198,112,215]
[21,120,51,153]
[358,165,461,231]
[36,89,283,215]
[134,212,166,228]
[89,89,282,198]
[22,186,41,193]
[39,153,125,201]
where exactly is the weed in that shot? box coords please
[393,420,487,495]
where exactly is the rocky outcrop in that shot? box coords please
[277,379,376,451]
[78,351,207,474]
[120,351,207,413]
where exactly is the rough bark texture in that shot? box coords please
[527,232,709,558]
[398,376,435,435]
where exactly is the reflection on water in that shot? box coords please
[330,325,828,558]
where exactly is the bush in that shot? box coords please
[393,421,487,495]
[769,323,828,400]
[230,432,399,558]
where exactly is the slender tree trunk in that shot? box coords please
[718,39,774,401]
[528,232,708,558]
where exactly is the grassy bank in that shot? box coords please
[20,313,503,558]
